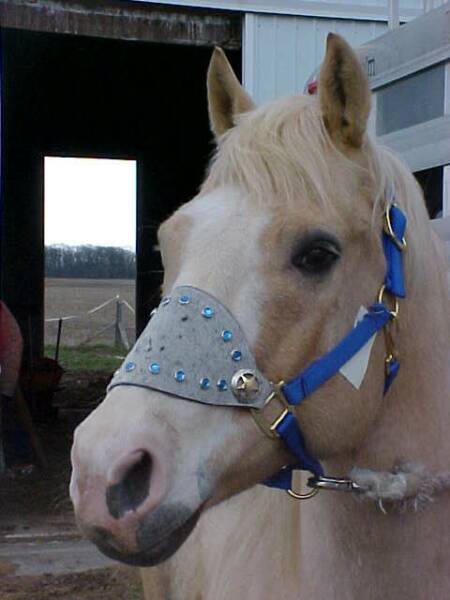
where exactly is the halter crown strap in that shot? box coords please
[264,204,407,489]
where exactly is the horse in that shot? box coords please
[70,34,450,599]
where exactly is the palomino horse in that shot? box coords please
[70,34,450,599]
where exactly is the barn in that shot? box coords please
[1,0,448,365]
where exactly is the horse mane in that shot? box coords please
[201,94,428,241]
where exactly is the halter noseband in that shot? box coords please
[109,202,407,500]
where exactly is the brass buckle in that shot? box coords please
[384,205,407,252]
[250,381,290,440]
[378,284,399,320]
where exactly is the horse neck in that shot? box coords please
[296,227,450,599]
[357,225,450,472]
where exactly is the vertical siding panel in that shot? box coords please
[296,17,317,92]
[274,15,298,97]
[255,15,277,103]
[247,13,401,105]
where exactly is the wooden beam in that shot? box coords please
[0,0,241,49]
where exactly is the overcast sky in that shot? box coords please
[45,157,136,250]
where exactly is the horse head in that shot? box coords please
[70,34,428,567]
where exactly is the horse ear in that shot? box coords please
[319,33,371,148]
[207,47,255,139]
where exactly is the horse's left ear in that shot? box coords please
[207,47,255,139]
[319,33,371,148]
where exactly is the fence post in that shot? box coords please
[114,299,122,347]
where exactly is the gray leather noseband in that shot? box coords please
[108,286,273,409]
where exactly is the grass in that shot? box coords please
[45,344,126,371]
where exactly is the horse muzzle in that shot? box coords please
[77,502,203,567]
[69,389,203,565]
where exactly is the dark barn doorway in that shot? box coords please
[0,27,241,361]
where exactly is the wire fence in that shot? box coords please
[45,295,136,349]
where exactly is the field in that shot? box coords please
[45,278,136,350]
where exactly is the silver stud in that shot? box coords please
[231,369,260,404]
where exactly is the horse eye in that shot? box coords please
[293,240,340,274]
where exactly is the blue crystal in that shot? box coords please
[174,369,186,382]
[202,306,215,318]
[217,379,228,391]
[178,295,191,305]
[125,362,135,372]
[222,330,233,342]
[200,377,210,390]
[149,362,160,374]
[161,296,171,306]
[231,350,242,362]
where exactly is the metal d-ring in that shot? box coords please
[378,285,399,320]
[287,487,320,500]
[286,478,320,501]
[384,205,407,252]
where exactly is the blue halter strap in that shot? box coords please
[263,204,407,492]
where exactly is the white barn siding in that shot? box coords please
[243,14,387,104]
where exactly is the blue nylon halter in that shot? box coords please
[264,204,407,489]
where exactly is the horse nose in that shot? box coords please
[71,437,169,535]
[105,449,153,519]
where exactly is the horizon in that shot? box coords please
[45,242,135,251]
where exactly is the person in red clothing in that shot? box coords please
[0,301,25,470]
[0,301,23,398]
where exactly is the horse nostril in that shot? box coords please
[106,450,153,519]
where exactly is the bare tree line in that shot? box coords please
[45,245,136,279]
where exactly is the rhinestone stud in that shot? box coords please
[231,350,242,362]
[200,377,211,390]
[222,330,233,342]
[202,306,215,318]
[174,370,186,382]
[149,362,160,374]
[217,379,228,391]
[178,295,191,305]
[125,362,136,372]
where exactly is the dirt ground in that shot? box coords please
[45,278,136,346]
[1,567,143,600]
[0,369,147,599]
[0,370,111,531]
